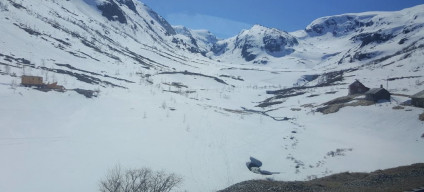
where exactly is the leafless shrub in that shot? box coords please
[419,112,424,121]
[99,166,182,192]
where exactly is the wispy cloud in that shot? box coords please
[165,13,252,38]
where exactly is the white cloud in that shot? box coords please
[165,13,252,38]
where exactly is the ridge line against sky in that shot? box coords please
[140,0,424,38]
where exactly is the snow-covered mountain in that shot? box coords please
[173,25,218,56]
[210,25,299,63]
[194,5,424,68]
[0,1,423,192]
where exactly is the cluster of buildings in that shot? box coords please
[348,80,424,108]
[21,75,65,91]
[18,75,424,108]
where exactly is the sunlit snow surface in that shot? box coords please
[0,0,423,191]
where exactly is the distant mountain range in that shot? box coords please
[1,0,423,71]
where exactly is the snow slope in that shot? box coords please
[0,1,423,192]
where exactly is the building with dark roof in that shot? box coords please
[348,80,370,95]
[365,87,391,102]
[411,90,424,108]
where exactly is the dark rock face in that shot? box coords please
[403,23,424,34]
[211,42,228,55]
[97,0,127,24]
[116,0,138,14]
[306,15,374,36]
[241,44,257,62]
[351,32,394,47]
[172,37,202,54]
[263,35,298,53]
[146,8,176,35]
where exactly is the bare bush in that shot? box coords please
[99,166,182,192]
[419,112,424,121]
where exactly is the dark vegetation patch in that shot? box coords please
[163,82,188,89]
[55,63,134,84]
[163,90,195,95]
[80,39,122,62]
[219,163,424,192]
[259,69,354,108]
[290,108,301,111]
[39,66,127,88]
[387,76,422,81]
[13,23,42,36]
[7,0,26,9]
[61,6,79,17]
[219,75,244,81]
[307,94,320,98]
[73,88,99,98]
[325,91,337,94]
[241,107,292,121]
[0,53,32,65]
[392,106,405,110]
[256,101,284,108]
[159,71,228,85]
[316,96,374,114]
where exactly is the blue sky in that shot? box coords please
[140,0,424,38]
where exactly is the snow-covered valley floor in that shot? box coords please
[1,71,423,192]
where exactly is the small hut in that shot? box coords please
[46,82,65,91]
[21,75,43,87]
[348,80,370,95]
[411,90,424,108]
[365,86,391,102]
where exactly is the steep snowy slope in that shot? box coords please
[302,5,424,69]
[0,1,423,192]
[0,0,221,92]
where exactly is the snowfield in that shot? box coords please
[0,0,424,191]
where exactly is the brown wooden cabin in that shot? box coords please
[411,90,424,108]
[348,80,370,95]
[21,75,43,87]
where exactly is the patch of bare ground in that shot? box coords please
[392,105,405,110]
[219,163,424,192]
[316,95,374,114]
